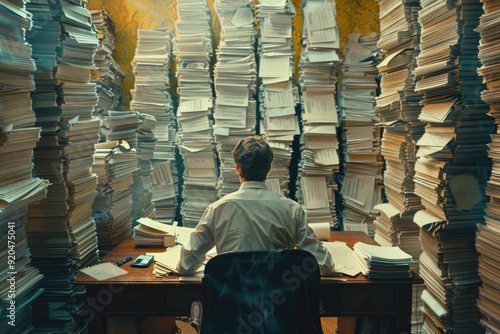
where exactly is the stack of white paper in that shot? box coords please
[412,1,492,333]
[174,0,219,227]
[89,9,124,131]
[256,0,296,197]
[0,0,36,96]
[374,2,426,331]
[213,0,258,197]
[353,241,413,278]
[92,141,138,253]
[0,124,47,334]
[295,0,339,230]
[476,2,500,333]
[373,203,422,271]
[25,1,100,332]
[133,217,176,247]
[130,29,176,161]
[338,33,383,236]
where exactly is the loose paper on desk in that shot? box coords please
[152,245,183,272]
[80,262,128,281]
[322,241,361,276]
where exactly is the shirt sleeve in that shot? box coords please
[177,206,216,275]
[294,204,335,276]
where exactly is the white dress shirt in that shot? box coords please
[177,181,335,275]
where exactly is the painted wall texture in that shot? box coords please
[87,0,380,107]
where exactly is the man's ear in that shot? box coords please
[235,163,242,176]
[267,165,272,175]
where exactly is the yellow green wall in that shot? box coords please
[87,0,379,107]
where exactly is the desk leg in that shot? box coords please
[337,317,356,334]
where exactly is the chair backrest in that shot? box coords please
[200,249,323,334]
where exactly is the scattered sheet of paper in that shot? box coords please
[81,262,128,281]
[323,241,361,276]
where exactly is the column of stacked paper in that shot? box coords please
[25,0,100,332]
[373,1,425,332]
[256,0,297,197]
[295,0,339,236]
[476,1,500,333]
[89,8,124,131]
[174,0,219,227]
[373,0,424,253]
[338,33,383,236]
[212,0,258,197]
[92,140,138,253]
[413,1,494,333]
[0,2,48,332]
[130,28,179,224]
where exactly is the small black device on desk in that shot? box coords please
[131,255,154,268]
[116,256,132,266]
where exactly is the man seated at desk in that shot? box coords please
[176,135,335,276]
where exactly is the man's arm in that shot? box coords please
[294,205,335,276]
[176,207,216,275]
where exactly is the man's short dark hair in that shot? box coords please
[232,136,274,181]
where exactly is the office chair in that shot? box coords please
[192,249,324,334]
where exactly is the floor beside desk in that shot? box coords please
[174,317,338,334]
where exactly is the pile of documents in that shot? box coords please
[374,1,426,331]
[256,0,296,197]
[129,112,157,220]
[353,242,413,278]
[129,28,180,223]
[92,140,137,252]
[89,9,124,130]
[476,2,500,333]
[373,203,421,270]
[212,0,258,197]
[338,33,383,236]
[0,129,47,334]
[174,0,219,227]
[133,217,176,247]
[295,0,340,229]
[25,1,101,332]
[412,1,492,333]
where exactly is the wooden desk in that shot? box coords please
[74,231,423,333]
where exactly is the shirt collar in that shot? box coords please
[239,181,268,190]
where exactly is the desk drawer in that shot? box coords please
[101,286,162,313]
[339,287,397,314]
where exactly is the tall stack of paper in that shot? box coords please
[256,0,297,197]
[130,112,157,220]
[417,227,484,334]
[413,1,493,333]
[25,0,100,332]
[92,140,137,254]
[212,0,258,197]
[130,29,175,162]
[0,3,48,330]
[295,0,340,230]
[174,0,219,227]
[338,33,383,236]
[373,1,425,332]
[130,28,179,224]
[90,9,124,130]
[476,1,500,333]
[0,133,47,334]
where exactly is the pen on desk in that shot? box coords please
[116,256,132,266]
